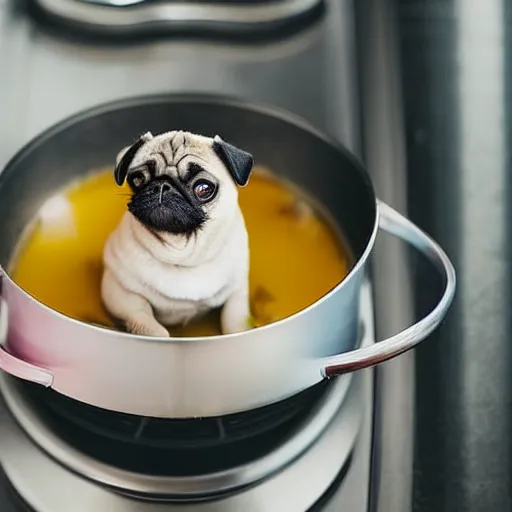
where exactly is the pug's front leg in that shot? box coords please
[125,314,169,338]
[101,270,169,338]
[221,284,252,334]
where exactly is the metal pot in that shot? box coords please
[0,94,456,418]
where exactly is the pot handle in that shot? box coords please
[0,295,54,386]
[322,200,456,377]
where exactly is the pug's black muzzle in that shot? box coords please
[128,178,207,235]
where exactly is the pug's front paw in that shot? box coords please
[221,315,253,335]
[126,317,169,338]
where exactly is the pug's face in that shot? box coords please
[113,131,254,235]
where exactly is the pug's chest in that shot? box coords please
[141,263,236,326]
[133,255,239,308]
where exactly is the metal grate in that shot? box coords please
[26,380,327,448]
[20,380,331,476]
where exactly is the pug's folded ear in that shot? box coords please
[213,135,254,187]
[114,132,153,186]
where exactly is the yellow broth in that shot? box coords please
[9,168,352,336]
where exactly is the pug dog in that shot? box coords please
[101,130,254,337]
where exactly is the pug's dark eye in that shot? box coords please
[129,171,147,189]
[193,180,216,201]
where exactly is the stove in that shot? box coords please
[0,0,415,510]
[0,282,374,511]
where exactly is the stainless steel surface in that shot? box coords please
[396,1,512,509]
[356,1,415,511]
[0,360,353,498]
[32,0,323,34]
[0,0,360,168]
[0,94,453,418]
[0,283,374,510]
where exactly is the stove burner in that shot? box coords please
[0,367,363,507]
[23,380,329,449]
[20,380,332,477]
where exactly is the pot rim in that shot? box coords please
[0,92,379,344]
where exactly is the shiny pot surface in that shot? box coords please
[0,95,455,418]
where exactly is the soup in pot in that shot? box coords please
[9,167,352,336]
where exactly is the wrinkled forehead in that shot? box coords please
[129,131,217,176]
